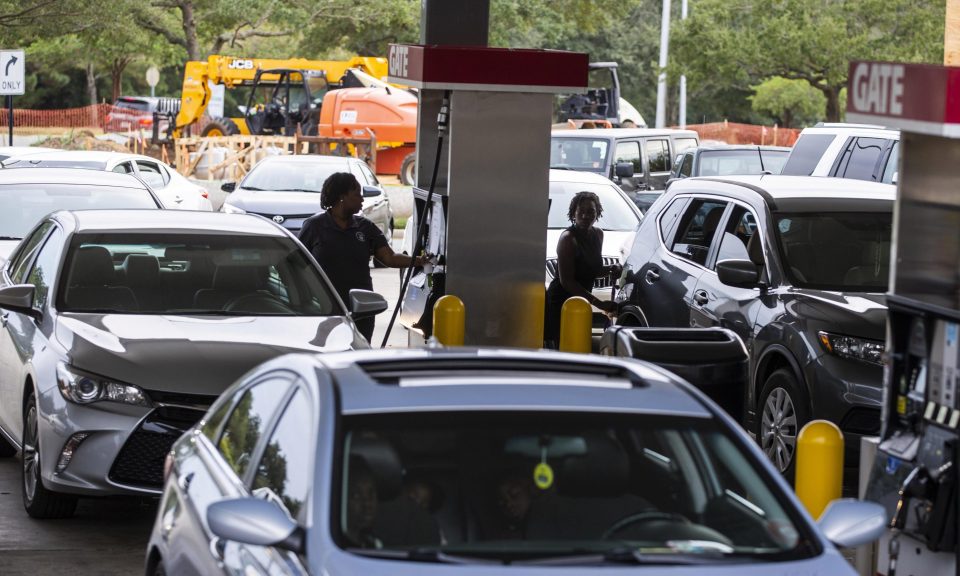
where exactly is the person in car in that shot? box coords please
[299,172,429,341]
[544,191,620,348]
[346,458,381,549]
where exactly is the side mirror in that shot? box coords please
[362,185,382,198]
[817,499,886,549]
[0,284,38,318]
[349,289,388,319]
[207,498,304,554]
[716,259,760,288]
[615,162,635,178]
[221,182,236,193]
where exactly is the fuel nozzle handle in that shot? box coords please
[891,465,930,530]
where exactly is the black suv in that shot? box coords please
[613,175,894,477]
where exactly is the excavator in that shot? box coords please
[157,55,418,182]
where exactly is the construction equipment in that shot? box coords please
[556,62,646,128]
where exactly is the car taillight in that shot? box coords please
[138,117,153,126]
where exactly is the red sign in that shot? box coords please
[846,61,960,137]
[387,44,588,93]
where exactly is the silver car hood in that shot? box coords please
[55,313,363,395]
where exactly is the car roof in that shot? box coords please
[58,209,288,236]
[552,128,699,139]
[255,154,358,165]
[6,150,141,163]
[309,348,713,418]
[0,167,149,188]
[798,124,899,139]
[692,144,791,152]
[670,175,895,210]
[548,168,619,185]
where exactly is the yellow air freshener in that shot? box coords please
[533,462,554,490]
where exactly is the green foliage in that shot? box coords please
[749,76,826,128]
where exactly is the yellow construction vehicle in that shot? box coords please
[166,55,390,139]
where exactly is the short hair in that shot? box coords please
[320,172,360,209]
[567,191,604,223]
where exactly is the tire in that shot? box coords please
[201,118,240,137]
[22,394,77,519]
[756,368,810,481]
[399,152,416,186]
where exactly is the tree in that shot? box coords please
[750,76,825,128]
[671,0,945,121]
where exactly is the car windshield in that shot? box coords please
[337,412,814,565]
[241,161,343,192]
[0,183,158,239]
[776,212,892,291]
[548,181,640,231]
[57,233,340,315]
[550,138,609,172]
[698,149,789,176]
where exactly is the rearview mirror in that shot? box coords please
[221,182,236,193]
[207,498,304,554]
[349,289,388,319]
[716,259,760,288]
[0,284,38,318]
[362,185,382,198]
[615,162,635,178]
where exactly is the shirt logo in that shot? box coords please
[272,215,285,224]
[356,231,365,242]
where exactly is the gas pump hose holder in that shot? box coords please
[795,419,844,519]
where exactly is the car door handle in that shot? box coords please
[645,269,660,283]
[694,290,709,306]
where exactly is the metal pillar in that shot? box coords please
[655,0,671,128]
[679,0,687,128]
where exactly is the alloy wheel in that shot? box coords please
[22,402,39,503]
[760,387,798,472]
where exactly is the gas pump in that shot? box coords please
[847,60,960,576]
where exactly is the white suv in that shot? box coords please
[780,123,899,184]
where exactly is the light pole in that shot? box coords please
[655,0,671,128]
[679,0,688,128]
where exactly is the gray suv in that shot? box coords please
[614,175,893,477]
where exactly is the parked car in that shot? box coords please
[0,167,163,262]
[221,154,394,243]
[546,169,642,326]
[668,145,791,186]
[0,146,55,162]
[0,209,387,518]
[550,128,700,212]
[780,123,899,184]
[104,96,178,135]
[613,175,893,477]
[147,347,884,575]
[2,150,213,211]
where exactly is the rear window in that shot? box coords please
[780,134,835,176]
[115,99,152,112]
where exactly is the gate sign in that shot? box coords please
[846,60,960,138]
[0,50,25,96]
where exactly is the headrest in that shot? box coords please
[702,206,725,237]
[212,265,264,291]
[70,246,116,287]
[558,434,629,497]
[123,254,160,286]
[747,232,764,265]
[349,433,403,499]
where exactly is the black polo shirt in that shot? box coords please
[299,211,388,302]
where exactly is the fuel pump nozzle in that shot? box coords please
[888,464,931,576]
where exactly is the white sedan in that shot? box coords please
[2,150,212,211]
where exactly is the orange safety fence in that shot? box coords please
[682,121,801,147]
[0,103,114,129]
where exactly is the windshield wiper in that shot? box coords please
[518,547,755,566]
[348,548,500,565]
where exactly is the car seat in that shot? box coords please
[843,240,890,287]
[64,246,138,312]
[122,254,163,311]
[193,265,267,310]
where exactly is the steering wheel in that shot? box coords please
[223,292,295,314]
[601,511,691,540]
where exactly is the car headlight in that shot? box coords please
[221,203,246,214]
[817,331,884,366]
[56,363,152,407]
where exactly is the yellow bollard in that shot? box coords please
[433,295,465,346]
[559,296,592,353]
[795,419,844,519]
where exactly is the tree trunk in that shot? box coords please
[782,109,793,129]
[111,57,132,103]
[86,62,99,127]
[824,85,841,122]
[180,0,200,61]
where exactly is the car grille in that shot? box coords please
[840,407,881,435]
[109,405,208,489]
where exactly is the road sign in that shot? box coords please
[145,66,160,87]
[0,50,24,96]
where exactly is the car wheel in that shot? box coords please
[22,393,77,519]
[201,118,240,137]
[400,152,416,186]
[757,368,809,480]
